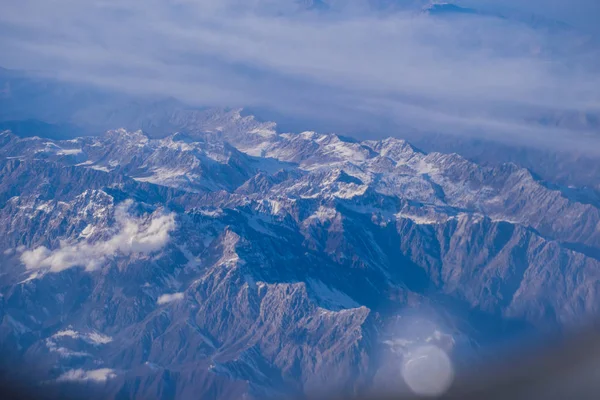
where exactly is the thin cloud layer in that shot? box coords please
[20,201,176,273]
[0,0,599,150]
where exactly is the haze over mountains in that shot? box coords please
[1,65,599,198]
[1,0,599,147]
[1,0,599,194]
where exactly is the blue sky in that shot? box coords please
[0,0,599,152]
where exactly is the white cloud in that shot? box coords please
[0,1,599,151]
[157,292,185,305]
[56,368,116,383]
[87,332,114,345]
[53,329,79,339]
[44,328,113,358]
[52,328,113,345]
[48,347,91,358]
[20,200,176,273]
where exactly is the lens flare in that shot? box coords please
[401,344,454,397]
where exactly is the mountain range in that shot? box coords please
[0,108,599,398]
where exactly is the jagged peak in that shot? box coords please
[104,128,149,144]
[298,130,322,140]
[0,129,19,142]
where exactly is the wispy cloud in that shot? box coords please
[0,0,598,150]
[20,200,176,273]
[51,328,113,345]
[56,368,116,383]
